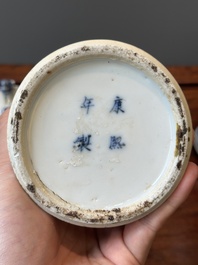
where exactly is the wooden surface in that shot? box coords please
[0,65,198,264]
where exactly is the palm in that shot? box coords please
[1,170,141,265]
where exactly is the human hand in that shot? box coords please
[0,110,197,265]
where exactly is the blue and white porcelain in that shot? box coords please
[7,40,193,227]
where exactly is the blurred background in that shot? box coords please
[0,0,198,65]
[0,1,198,265]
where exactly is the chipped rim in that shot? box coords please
[7,40,192,227]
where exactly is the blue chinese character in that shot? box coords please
[73,134,92,152]
[110,96,125,114]
[81,96,94,114]
[109,136,126,150]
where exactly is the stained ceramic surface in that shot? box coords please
[7,40,192,227]
[28,59,175,209]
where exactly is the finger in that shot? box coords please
[0,109,14,180]
[123,162,198,265]
[140,162,198,231]
[97,227,139,265]
[0,108,9,153]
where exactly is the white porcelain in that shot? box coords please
[7,40,192,227]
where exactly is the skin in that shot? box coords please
[0,110,197,265]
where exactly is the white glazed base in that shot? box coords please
[28,59,175,210]
[7,40,192,227]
